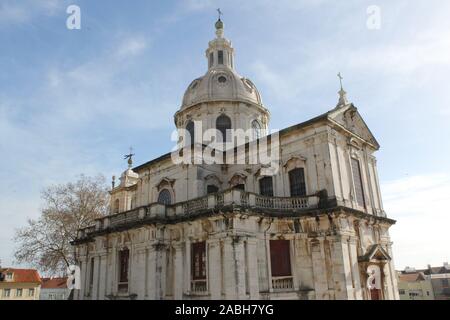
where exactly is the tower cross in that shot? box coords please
[337,72,344,90]
[217,8,223,20]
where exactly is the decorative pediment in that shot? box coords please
[328,105,380,149]
[254,165,273,177]
[156,177,175,191]
[204,174,222,185]
[358,244,391,262]
[229,172,247,186]
[283,155,307,172]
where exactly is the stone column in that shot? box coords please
[134,247,147,299]
[310,238,329,300]
[97,254,107,300]
[347,237,362,299]
[294,237,314,291]
[222,238,237,299]
[146,244,157,299]
[246,238,260,299]
[328,236,354,300]
[385,243,400,300]
[173,242,184,300]
[184,239,191,295]
[207,239,222,299]
[92,255,100,300]
[154,243,167,300]
[78,258,86,300]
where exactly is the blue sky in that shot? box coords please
[0,0,449,270]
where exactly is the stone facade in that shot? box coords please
[72,18,399,300]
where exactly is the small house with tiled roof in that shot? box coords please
[0,268,41,300]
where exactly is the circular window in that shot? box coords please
[218,76,227,83]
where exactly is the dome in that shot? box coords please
[181,68,263,110]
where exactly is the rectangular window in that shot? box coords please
[442,278,449,287]
[289,168,306,197]
[6,273,13,280]
[259,177,274,197]
[28,288,35,297]
[218,50,224,64]
[118,249,130,292]
[4,289,11,297]
[192,242,207,280]
[16,288,23,297]
[351,158,366,207]
[209,52,214,68]
[399,289,406,295]
[270,240,292,277]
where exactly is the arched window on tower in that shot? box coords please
[218,50,224,65]
[158,189,172,205]
[209,52,214,68]
[216,114,231,143]
[252,120,262,140]
[186,121,195,146]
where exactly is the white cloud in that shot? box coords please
[382,174,450,269]
[115,36,148,59]
[0,0,63,25]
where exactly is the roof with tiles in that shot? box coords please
[0,268,41,284]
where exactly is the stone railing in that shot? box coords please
[77,189,319,239]
[272,276,294,290]
[182,195,209,214]
[255,195,310,210]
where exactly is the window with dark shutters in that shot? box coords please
[288,168,306,197]
[192,242,206,280]
[118,248,129,292]
[270,240,292,277]
[351,158,366,207]
[259,177,274,197]
[207,185,219,194]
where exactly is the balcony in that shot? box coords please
[272,276,294,291]
[191,280,208,294]
[76,189,320,240]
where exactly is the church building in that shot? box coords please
[72,17,399,300]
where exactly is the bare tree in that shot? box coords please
[14,175,109,275]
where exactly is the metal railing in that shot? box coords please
[191,280,208,293]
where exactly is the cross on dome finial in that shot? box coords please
[336,72,349,107]
[215,8,224,38]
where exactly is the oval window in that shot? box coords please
[218,76,227,83]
